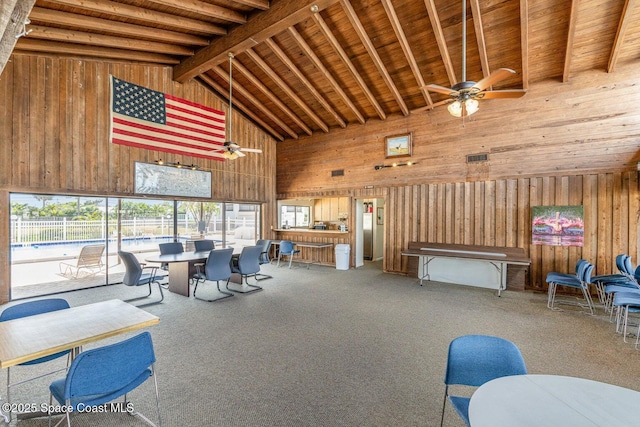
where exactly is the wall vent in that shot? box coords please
[466,153,489,163]
[331,169,344,177]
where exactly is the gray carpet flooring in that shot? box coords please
[4,261,640,427]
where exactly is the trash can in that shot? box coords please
[335,244,350,270]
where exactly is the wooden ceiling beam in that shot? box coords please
[233,57,313,135]
[212,64,299,140]
[340,0,409,116]
[174,0,341,82]
[245,48,329,133]
[520,0,529,90]
[265,37,346,128]
[288,26,365,124]
[312,11,385,120]
[47,0,226,35]
[28,7,209,47]
[562,0,579,83]
[14,38,180,64]
[608,0,636,72]
[0,0,36,75]
[379,0,434,107]
[143,0,246,24]
[469,0,491,84]
[200,74,284,141]
[424,0,457,86]
[28,26,193,56]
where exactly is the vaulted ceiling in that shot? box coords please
[5,0,640,142]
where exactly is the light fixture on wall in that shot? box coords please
[154,160,199,170]
[374,161,416,170]
[15,18,32,39]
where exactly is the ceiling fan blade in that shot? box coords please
[236,150,246,157]
[472,68,516,91]
[479,89,527,99]
[424,84,458,96]
[240,148,263,153]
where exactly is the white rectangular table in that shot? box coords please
[0,299,159,421]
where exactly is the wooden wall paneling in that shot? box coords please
[629,172,639,266]
[610,172,624,275]
[495,180,506,247]
[15,56,29,187]
[505,179,517,248]
[596,173,611,275]
[411,185,419,246]
[454,182,464,244]
[583,174,598,270]
[96,62,110,192]
[0,59,12,186]
[444,182,453,243]
[529,177,543,290]
[45,56,60,190]
[566,175,582,274]
[540,177,555,288]
[473,181,483,245]
[427,184,436,243]
[71,60,85,190]
[30,56,45,187]
[554,176,569,274]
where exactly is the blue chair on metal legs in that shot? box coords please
[546,260,596,315]
[0,299,71,423]
[255,239,273,280]
[193,248,234,302]
[193,239,215,252]
[440,335,527,427]
[118,251,165,305]
[228,245,264,294]
[48,331,161,427]
[277,240,300,268]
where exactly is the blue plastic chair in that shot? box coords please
[48,331,161,427]
[228,245,263,294]
[0,298,71,422]
[546,260,596,314]
[193,248,234,302]
[277,240,300,268]
[118,251,165,305]
[440,335,527,427]
[193,239,215,252]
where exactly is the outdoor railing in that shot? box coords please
[11,217,254,246]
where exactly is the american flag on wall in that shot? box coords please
[109,76,227,161]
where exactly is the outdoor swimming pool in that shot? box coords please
[11,236,177,262]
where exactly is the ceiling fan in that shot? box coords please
[222,52,262,160]
[425,0,526,117]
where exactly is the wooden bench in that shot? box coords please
[59,244,105,278]
[402,243,530,295]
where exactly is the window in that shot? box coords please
[280,206,310,228]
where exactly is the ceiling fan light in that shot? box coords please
[465,98,479,116]
[448,100,462,117]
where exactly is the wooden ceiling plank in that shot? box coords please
[562,0,580,83]
[47,0,226,35]
[200,73,285,142]
[174,0,341,82]
[379,0,434,106]
[234,57,313,135]
[143,0,246,24]
[29,25,194,56]
[312,12,386,120]
[265,37,346,128]
[14,38,180,64]
[423,0,457,86]
[29,7,210,46]
[340,0,409,116]
[608,0,637,72]
[245,48,329,133]
[233,0,270,10]
[469,0,491,84]
[288,26,365,124]
[0,0,36,75]
[212,64,299,139]
[520,0,529,90]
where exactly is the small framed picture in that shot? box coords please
[385,133,412,158]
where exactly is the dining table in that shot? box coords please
[468,374,640,427]
[145,250,211,297]
[0,299,159,421]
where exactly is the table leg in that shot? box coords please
[168,261,190,297]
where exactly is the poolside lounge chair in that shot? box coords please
[59,244,105,278]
